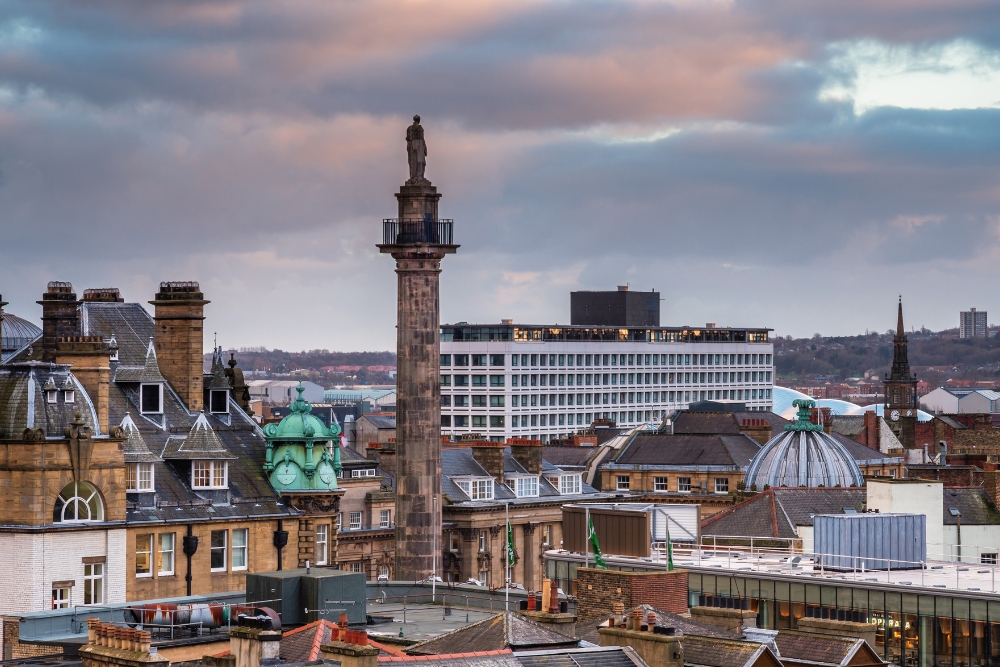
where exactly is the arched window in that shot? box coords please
[53,482,104,523]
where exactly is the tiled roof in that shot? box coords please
[381,649,520,667]
[161,413,238,460]
[702,489,868,538]
[406,613,579,656]
[772,631,866,667]
[119,413,161,463]
[0,363,100,436]
[577,604,737,640]
[942,488,1000,525]
[681,635,774,667]
[515,646,649,667]
[612,434,760,468]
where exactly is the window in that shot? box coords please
[714,478,729,493]
[440,354,451,366]
[454,375,469,387]
[616,475,630,490]
[159,533,175,575]
[140,383,163,414]
[380,509,391,528]
[126,463,154,492]
[490,416,504,428]
[472,415,487,428]
[513,476,539,497]
[479,531,487,551]
[350,512,362,529]
[211,530,227,571]
[351,468,376,477]
[210,389,229,413]
[490,375,504,387]
[192,461,228,489]
[472,354,487,366]
[64,389,75,403]
[982,553,998,565]
[315,524,329,565]
[472,395,488,407]
[83,563,104,605]
[53,481,104,522]
[472,375,487,386]
[454,416,469,427]
[440,375,452,386]
[678,477,691,493]
[557,474,581,494]
[489,395,505,407]
[489,354,505,366]
[457,478,494,500]
[136,534,153,577]
[46,389,58,403]
[52,586,70,609]
[379,565,390,579]
[453,395,468,407]
[441,415,451,427]
[232,528,248,570]
[654,476,669,491]
[542,525,552,546]
[349,562,363,573]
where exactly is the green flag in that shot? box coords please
[506,521,516,566]
[666,523,674,571]
[588,515,607,569]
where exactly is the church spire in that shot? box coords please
[889,297,912,381]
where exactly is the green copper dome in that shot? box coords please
[262,384,342,492]
[263,385,341,441]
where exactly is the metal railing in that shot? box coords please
[382,218,454,245]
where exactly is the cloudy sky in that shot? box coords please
[1,0,999,351]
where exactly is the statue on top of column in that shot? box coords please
[406,115,429,185]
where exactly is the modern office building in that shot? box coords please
[570,286,660,327]
[440,315,774,442]
[960,308,988,339]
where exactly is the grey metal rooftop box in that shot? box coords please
[815,513,926,571]
[300,569,367,624]
[246,569,304,625]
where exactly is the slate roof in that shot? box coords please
[442,448,602,506]
[672,411,789,439]
[702,489,868,539]
[0,363,99,436]
[407,613,579,656]
[681,635,775,667]
[611,434,760,469]
[80,303,155,366]
[120,413,161,463]
[942,488,1000,525]
[772,631,870,667]
[577,604,737,639]
[362,415,397,430]
[830,415,865,438]
[114,340,167,383]
[828,433,900,463]
[540,447,596,469]
[515,646,649,667]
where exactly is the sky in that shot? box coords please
[1,1,1000,351]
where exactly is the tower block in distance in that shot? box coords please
[377,116,458,581]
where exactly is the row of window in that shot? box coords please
[441,371,772,388]
[134,529,247,577]
[441,353,773,368]
[134,383,230,415]
[125,461,229,493]
[52,563,104,608]
[454,473,582,499]
[616,475,731,494]
[445,388,773,409]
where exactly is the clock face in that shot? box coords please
[890,410,900,421]
[318,462,335,485]
[906,410,913,417]
[275,462,297,487]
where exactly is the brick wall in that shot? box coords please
[576,568,688,621]
[1,619,61,660]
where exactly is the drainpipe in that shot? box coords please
[274,520,289,571]
[182,525,199,597]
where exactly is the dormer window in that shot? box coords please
[63,389,75,403]
[351,468,376,478]
[126,463,155,492]
[557,474,581,495]
[110,349,119,362]
[455,477,493,500]
[507,475,539,498]
[209,389,229,414]
[140,383,163,414]
[46,389,58,404]
[192,460,228,489]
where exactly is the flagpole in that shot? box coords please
[584,507,590,570]
[505,502,510,611]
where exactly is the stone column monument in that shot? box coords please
[378,116,458,581]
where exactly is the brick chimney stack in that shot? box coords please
[471,442,506,480]
[510,438,543,474]
[37,281,80,362]
[149,282,209,411]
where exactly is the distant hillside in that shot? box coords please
[206,349,396,387]
[775,330,1000,386]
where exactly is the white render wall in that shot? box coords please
[0,528,126,618]
[867,480,945,559]
[440,340,774,441]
